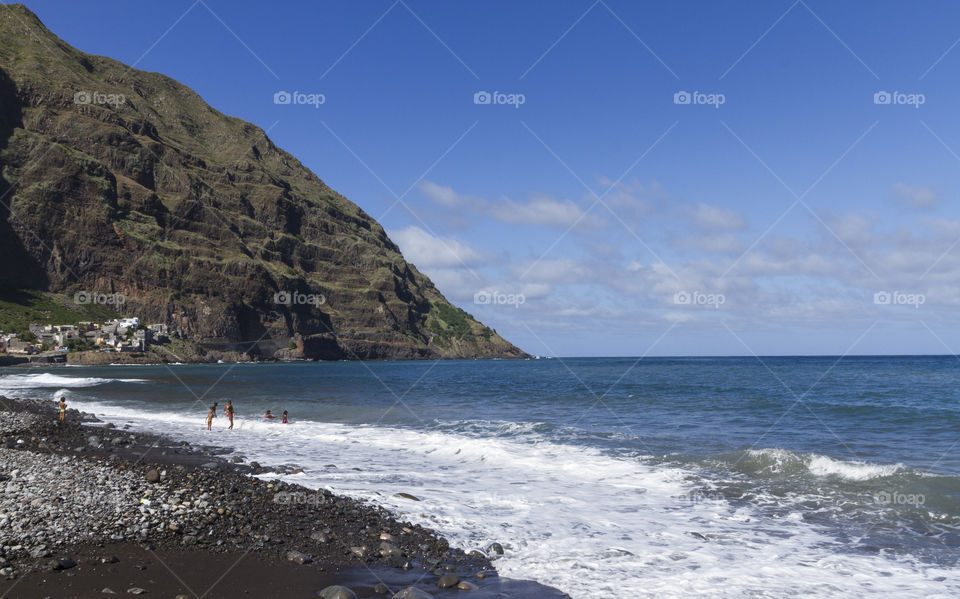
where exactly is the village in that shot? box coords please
[0,318,170,356]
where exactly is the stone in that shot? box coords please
[144,469,160,483]
[379,542,403,557]
[316,585,358,599]
[437,574,459,588]
[103,423,116,429]
[393,493,420,501]
[286,550,312,565]
[391,588,434,599]
[374,583,390,594]
[310,530,329,543]
[486,542,504,555]
[87,435,101,447]
[457,581,479,590]
[126,588,146,595]
[102,589,117,594]
[55,557,77,570]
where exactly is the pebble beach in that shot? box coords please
[0,396,569,598]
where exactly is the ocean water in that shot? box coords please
[2,356,960,598]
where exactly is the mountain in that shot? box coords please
[0,4,526,361]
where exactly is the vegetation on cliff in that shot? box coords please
[0,4,526,361]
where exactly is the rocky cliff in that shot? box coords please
[0,4,526,360]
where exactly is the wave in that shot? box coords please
[718,448,906,481]
[0,373,147,389]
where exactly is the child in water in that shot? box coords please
[206,402,218,430]
[262,410,274,419]
[281,410,288,424]
[58,397,67,423]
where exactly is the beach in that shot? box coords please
[2,358,959,598]
[0,395,569,598]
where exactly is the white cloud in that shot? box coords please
[417,181,463,207]
[388,226,484,268]
[690,203,747,231]
[487,195,604,229]
[891,183,938,210]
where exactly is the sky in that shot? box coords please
[13,0,960,357]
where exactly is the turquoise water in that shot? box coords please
[3,356,959,597]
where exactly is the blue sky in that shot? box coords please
[17,0,960,356]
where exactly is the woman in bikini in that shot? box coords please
[58,397,67,423]
[223,401,235,430]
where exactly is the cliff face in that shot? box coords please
[0,5,526,360]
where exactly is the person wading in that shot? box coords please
[224,401,235,430]
[206,402,218,431]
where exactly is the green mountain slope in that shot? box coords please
[0,4,526,360]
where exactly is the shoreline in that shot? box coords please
[0,396,570,598]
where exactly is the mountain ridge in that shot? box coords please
[0,4,527,361]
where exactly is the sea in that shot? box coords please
[2,356,959,598]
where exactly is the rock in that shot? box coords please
[102,589,117,594]
[486,542,504,555]
[54,557,77,570]
[181,535,197,546]
[380,542,403,557]
[437,574,459,589]
[103,423,116,429]
[87,435,101,447]
[391,588,434,599]
[374,583,390,594]
[249,461,261,469]
[144,469,160,483]
[457,581,479,590]
[316,585,358,599]
[175,596,189,599]
[393,493,420,502]
[286,550,312,565]
[30,545,50,558]
[310,530,329,543]
[201,462,219,470]
[126,588,147,595]
[230,456,243,463]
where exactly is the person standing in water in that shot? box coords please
[281,410,288,424]
[206,402,218,431]
[224,401,235,430]
[57,397,67,423]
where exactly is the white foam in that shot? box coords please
[0,373,147,390]
[807,454,903,481]
[67,399,960,598]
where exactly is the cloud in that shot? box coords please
[487,194,604,229]
[891,183,938,210]
[417,181,463,207]
[690,203,747,231]
[388,226,484,268]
